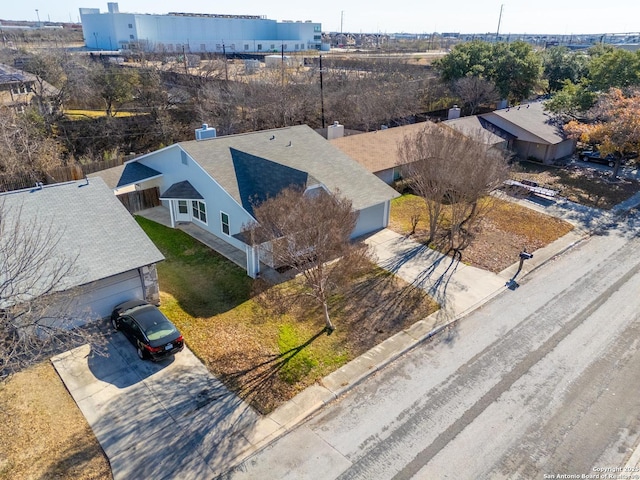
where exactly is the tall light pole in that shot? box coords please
[35,9,40,27]
[496,4,504,43]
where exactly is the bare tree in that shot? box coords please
[398,122,510,252]
[0,201,84,379]
[246,187,370,333]
[0,106,64,183]
[453,76,499,115]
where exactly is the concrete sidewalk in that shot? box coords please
[54,193,639,479]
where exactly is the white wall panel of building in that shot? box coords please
[80,3,321,53]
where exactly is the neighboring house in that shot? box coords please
[442,115,513,151]
[0,63,60,113]
[115,124,399,277]
[0,177,164,324]
[329,123,430,184]
[479,101,576,164]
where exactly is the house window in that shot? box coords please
[221,212,230,235]
[128,23,133,28]
[200,43,206,51]
[314,25,321,32]
[270,44,275,50]
[257,44,262,51]
[244,44,249,51]
[130,34,135,40]
[178,200,188,214]
[192,201,207,223]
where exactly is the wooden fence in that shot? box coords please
[0,156,132,193]
[116,187,161,213]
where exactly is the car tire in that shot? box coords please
[111,317,119,330]
[137,346,147,360]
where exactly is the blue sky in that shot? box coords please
[3,1,639,35]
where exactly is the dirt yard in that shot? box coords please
[0,363,111,480]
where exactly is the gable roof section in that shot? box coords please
[329,123,430,174]
[160,180,204,200]
[230,148,309,216]
[0,177,164,298]
[442,116,513,145]
[480,101,566,145]
[116,161,162,188]
[178,124,398,211]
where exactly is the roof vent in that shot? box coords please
[270,135,275,140]
[287,141,292,147]
[195,123,217,141]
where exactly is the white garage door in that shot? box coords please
[70,270,144,324]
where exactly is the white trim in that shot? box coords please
[191,200,208,225]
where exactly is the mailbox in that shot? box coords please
[519,251,533,260]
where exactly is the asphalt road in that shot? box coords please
[224,216,640,480]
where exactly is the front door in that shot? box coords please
[174,200,190,222]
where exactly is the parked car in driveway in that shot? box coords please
[111,300,184,361]
[580,150,616,167]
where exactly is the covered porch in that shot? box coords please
[135,206,283,283]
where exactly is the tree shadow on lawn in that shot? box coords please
[333,266,441,354]
[218,328,329,414]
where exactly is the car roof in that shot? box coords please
[129,305,173,331]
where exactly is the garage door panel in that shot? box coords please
[70,270,144,324]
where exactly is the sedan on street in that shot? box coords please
[111,300,184,361]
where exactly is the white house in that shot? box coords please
[79,2,322,53]
[116,124,400,277]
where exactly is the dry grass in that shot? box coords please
[0,363,111,480]
[161,264,438,414]
[510,161,640,209]
[389,194,574,273]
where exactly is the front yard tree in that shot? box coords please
[398,122,510,251]
[564,87,640,179]
[247,187,370,333]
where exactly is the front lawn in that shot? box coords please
[137,217,439,414]
[389,194,574,273]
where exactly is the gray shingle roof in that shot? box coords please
[480,101,566,145]
[117,162,162,188]
[0,178,164,297]
[178,125,399,211]
[159,180,204,200]
[442,116,513,145]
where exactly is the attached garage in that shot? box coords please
[71,270,145,321]
[0,178,164,328]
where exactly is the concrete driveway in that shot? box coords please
[52,326,273,480]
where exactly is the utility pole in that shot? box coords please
[182,45,188,75]
[35,9,40,27]
[319,55,325,128]
[222,41,228,81]
[496,4,504,43]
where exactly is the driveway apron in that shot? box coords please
[52,330,262,479]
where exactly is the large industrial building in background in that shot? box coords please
[79,2,322,53]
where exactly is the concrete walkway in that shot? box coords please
[55,192,640,479]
